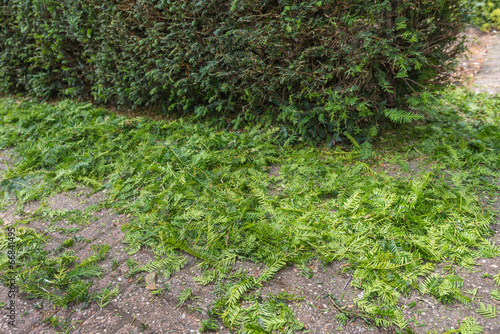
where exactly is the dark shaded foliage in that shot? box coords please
[0,0,466,141]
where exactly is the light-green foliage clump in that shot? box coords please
[466,1,500,30]
[0,89,499,331]
[0,228,111,308]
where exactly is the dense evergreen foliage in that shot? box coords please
[0,0,466,140]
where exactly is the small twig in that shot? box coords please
[328,295,344,312]
[343,275,352,290]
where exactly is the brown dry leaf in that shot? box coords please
[145,272,157,291]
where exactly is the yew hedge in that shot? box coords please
[0,0,466,141]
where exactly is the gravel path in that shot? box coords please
[473,31,500,94]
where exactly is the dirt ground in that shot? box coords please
[1,28,500,334]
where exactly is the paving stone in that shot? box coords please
[473,33,500,94]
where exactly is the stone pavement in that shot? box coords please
[473,32,500,94]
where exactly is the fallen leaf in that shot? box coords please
[145,272,157,291]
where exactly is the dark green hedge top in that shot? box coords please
[0,0,466,140]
